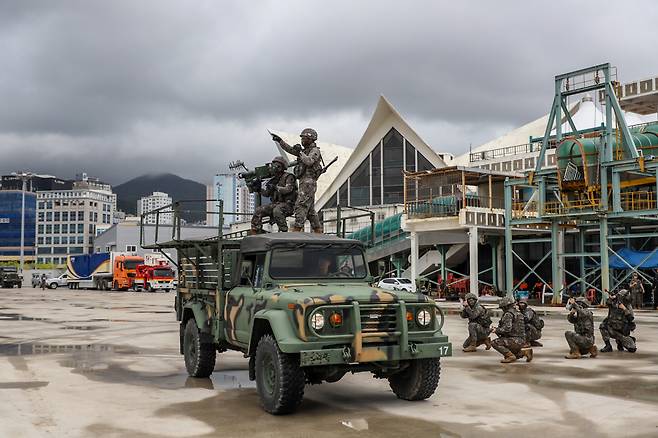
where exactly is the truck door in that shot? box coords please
[225,253,265,346]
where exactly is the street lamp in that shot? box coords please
[11,171,33,277]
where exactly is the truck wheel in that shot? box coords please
[50,283,58,289]
[255,334,305,415]
[388,358,441,401]
[183,319,216,378]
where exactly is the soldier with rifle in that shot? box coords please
[248,156,297,234]
[564,296,598,359]
[271,128,324,233]
[599,289,637,353]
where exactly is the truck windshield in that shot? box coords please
[153,269,174,277]
[269,246,367,279]
[3,267,17,272]
[124,260,142,270]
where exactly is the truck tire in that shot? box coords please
[388,358,441,401]
[183,319,216,378]
[50,283,58,289]
[255,334,305,415]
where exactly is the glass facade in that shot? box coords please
[371,144,382,205]
[350,157,370,206]
[321,127,437,210]
[0,191,37,257]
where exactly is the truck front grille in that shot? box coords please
[360,306,397,333]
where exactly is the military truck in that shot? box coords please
[0,266,22,288]
[148,230,450,414]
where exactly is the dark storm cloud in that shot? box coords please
[1,0,658,184]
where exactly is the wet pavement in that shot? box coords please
[1,288,658,437]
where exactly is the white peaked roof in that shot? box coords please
[270,130,354,201]
[314,96,447,209]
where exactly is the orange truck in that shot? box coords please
[66,252,144,290]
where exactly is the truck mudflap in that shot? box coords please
[300,342,452,367]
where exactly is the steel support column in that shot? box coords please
[504,179,513,294]
[410,231,419,286]
[551,221,564,304]
[600,217,610,301]
[469,227,479,296]
[579,228,586,294]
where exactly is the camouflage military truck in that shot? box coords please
[152,230,451,414]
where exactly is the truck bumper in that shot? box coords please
[299,341,452,367]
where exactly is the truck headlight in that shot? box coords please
[311,312,325,330]
[416,309,432,327]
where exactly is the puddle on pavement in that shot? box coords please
[464,356,658,404]
[60,325,106,331]
[0,343,139,357]
[86,389,463,438]
[0,312,51,322]
[0,381,49,389]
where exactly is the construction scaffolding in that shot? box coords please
[505,63,658,303]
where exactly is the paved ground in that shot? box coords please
[1,287,658,438]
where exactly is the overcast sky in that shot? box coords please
[2,0,658,185]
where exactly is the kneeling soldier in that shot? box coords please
[491,297,533,363]
[460,293,492,352]
[600,289,637,353]
[517,299,544,347]
[564,296,597,359]
[250,156,297,234]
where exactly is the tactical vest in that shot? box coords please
[270,173,297,204]
[506,308,526,338]
[294,145,323,180]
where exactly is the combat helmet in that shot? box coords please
[271,156,288,167]
[464,293,478,302]
[499,296,515,309]
[300,128,318,141]
[575,297,590,308]
[616,289,631,305]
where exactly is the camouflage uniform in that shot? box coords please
[628,276,644,309]
[459,293,492,351]
[564,297,597,358]
[492,297,532,363]
[600,290,637,353]
[250,159,297,233]
[277,129,323,232]
[518,302,544,346]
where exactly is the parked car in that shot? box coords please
[377,277,417,293]
[45,274,69,289]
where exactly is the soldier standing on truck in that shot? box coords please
[271,128,324,233]
[250,156,297,234]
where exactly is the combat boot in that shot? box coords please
[462,344,478,353]
[600,341,613,353]
[500,353,517,363]
[522,348,533,362]
[530,340,543,347]
[483,337,492,350]
[564,350,581,359]
[312,227,324,234]
[588,345,598,358]
[291,226,303,232]
[248,227,260,236]
[616,340,624,351]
